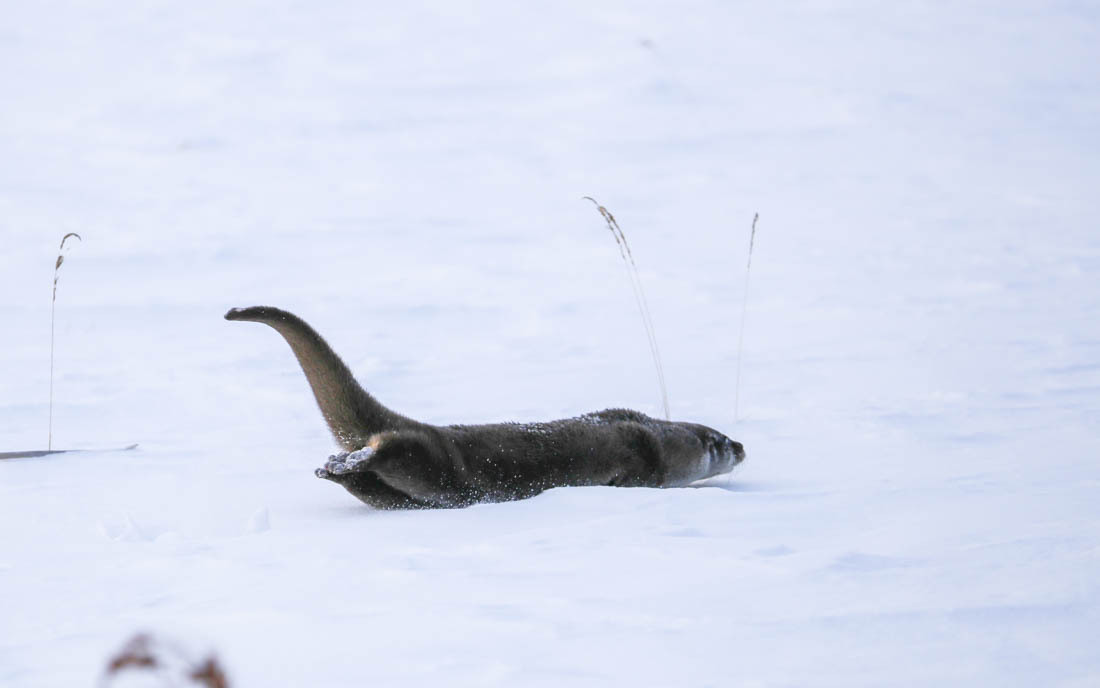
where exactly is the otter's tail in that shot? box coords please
[225,306,421,449]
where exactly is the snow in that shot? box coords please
[2,1,1099,685]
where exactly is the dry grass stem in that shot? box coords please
[734,213,758,423]
[49,232,81,450]
[584,197,670,420]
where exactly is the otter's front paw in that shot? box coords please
[315,448,374,480]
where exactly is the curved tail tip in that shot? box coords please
[225,305,289,323]
[225,306,268,321]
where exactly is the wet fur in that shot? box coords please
[226,306,744,509]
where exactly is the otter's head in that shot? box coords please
[695,425,745,477]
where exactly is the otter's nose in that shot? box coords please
[729,439,745,463]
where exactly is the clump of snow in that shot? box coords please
[245,507,270,534]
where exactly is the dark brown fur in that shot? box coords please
[226,306,744,509]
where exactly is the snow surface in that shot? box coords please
[2,1,1099,686]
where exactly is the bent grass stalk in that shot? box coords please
[50,232,81,450]
[584,197,670,420]
[734,213,758,423]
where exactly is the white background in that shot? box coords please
[2,2,1098,685]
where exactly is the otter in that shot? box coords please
[225,306,744,509]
